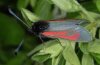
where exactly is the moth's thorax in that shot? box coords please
[32,21,49,35]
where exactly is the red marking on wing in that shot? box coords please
[42,31,80,41]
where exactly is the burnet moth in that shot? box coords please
[9,9,92,42]
[9,8,92,54]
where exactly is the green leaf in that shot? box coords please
[65,61,71,65]
[27,43,44,57]
[79,43,89,54]
[58,55,66,65]
[30,0,37,8]
[28,40,63,57]
[94,0,100,11]
[51,0,80,12]
[90,27,97,38]
[58,39,76,49]
[43,59,52,65]
[67,12,80,18]
[88,12,100,20]
[88,39,100,54]
[63,40,80,65]
[32,53,50,63]
[6,54,26,65]
[30,40,63,63]
[40,40,63,58]
[21,8,39,23]
[87,11,100,27]
[91,53,100,64]
[0,13,25,45]
[47,0,53,4]
[98,29,100,39]
[82,1,98,12]
[82,54,94,65]
[0,50,8,62]
[52,54,65,65]
[34,0,52,20]
[17,0,29,10]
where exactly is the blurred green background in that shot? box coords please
[0,0,100,65]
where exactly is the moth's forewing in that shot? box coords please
[45,20,83,30]
[47,19,88,25]
[42,20,91,42]
[74,26,92,42]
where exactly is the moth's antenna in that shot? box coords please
[8,8,30,29]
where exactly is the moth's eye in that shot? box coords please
[39,27,42,29]
[39,26,47,30]
[39,26,44,29]
[43,26,47,29]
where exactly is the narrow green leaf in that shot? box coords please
[30,40,63,63]
[88,39,100,54]
[32,53,50,63]
[21,8,39,22]
[7,54,26,65]
[82,54,94,65]
[86,11,100,27]
[17,0,29,9]
[30,0,37,8]
[94,0,100,11]
[90,27,97,38]
[47,0,53,4]
[63,41,80,65]
[27,43,44,57]
[52,54,65,65]
[0,13,25,45]
[51,0,80,12]
[65,61,71,65]
[88,12,100,20]
[79,5,95,22]
[98,29,100,39]
[82,1,98,12]
[0,50,8,62]
[91,53,100,64]
[58,39,76,49]
[79,43,89,54]
[52,6,67,19]
[58,55,66,65]
[40,41,63,58]
[28,40,62,57]
[34,0,52,20]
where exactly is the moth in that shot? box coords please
[9,9,92,42]
[9,9,92,54]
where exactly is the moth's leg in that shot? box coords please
[38,34,47,50]
[14,39,24,55]
[38,35,44,43]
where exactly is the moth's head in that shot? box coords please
[32,21,49,34]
